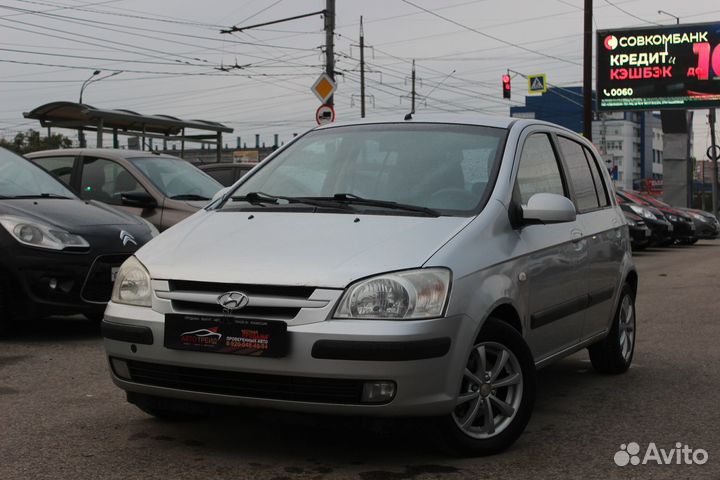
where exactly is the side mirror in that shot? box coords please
[121,191,157,209]
[521,193,576,224]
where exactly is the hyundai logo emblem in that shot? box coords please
[217,291,249,311]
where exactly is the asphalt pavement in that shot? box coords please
[1,241,719,479]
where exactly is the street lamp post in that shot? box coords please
[79,70,101,105]
[657,10,680,25]
[77,70,121,147]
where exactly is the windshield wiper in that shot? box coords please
[7,193,72,199]
[315,193,441,217]
[170,194,210,201]
[231,191,351,210]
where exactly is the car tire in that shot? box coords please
[434,318,536,456]
[588,284,636,374]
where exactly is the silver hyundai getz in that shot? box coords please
[103,115,637,456]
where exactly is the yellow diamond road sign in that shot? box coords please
[311,73,336,103]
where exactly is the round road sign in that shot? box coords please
[707,145,720,160]
[315,104,335,125]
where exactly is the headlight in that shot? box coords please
[629,205,656,220]
[0,215,89,251]
[140,217,160,237]
[625,218,636,226]
[111,256,152,307]
[667,214,678,222]
[689,212,709,222]
[334,268,451,320]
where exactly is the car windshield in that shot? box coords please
[129,157,222,200]
[226,123,506,215]
[0,148,76,199]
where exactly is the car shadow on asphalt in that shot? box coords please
[3,315,100,343]
[118,354,603,468]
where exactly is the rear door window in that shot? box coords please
[583,146,610,207]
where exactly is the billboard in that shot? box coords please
[597,22,720,111]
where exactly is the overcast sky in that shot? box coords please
[0,0,718,158]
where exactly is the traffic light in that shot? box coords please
[502,74,511,99]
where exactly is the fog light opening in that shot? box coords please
[110,358,131,380]
[361,381,396,403]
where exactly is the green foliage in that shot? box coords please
[0,129,73,155]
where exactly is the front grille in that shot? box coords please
[125,360,365,404]
[169,280,314,298]
[170,301,300,319]
[82,254,131,303]
[164,280,320,320]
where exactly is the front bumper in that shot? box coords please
[1,248,130,315]
[103,301,474,417]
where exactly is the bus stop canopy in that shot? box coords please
[24,101,233,161]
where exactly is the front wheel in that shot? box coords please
[435,318,536,456]
[588,284,636,374]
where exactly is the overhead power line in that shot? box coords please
[399,0,581,66]
[603,0,662,26]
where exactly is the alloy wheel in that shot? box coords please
[618,294,635,362]
[452,341,523,439]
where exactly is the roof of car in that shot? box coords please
[313,113,580,135]
[26,148,184,161]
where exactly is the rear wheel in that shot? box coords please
[435,319,536,456]
[588,284,636,374]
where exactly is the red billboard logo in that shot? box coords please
[604,35,619,50]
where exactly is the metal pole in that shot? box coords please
[710,108,719,217]
[411,59,416,114]
[216,132,222,163]
[583,0,593,141]
[96,119,103,148]
[180,128,185,159]
[360,16,366,118]
[325,0,335,107]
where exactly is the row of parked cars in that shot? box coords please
[0,148,227,332]
[619,189,720,250]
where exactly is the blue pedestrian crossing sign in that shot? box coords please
[528,74,547,94]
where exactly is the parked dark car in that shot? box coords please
[623,210,651,250]
[0,148,157,334]
[198,162,256,187]
[616,194,672,246]
[27,149,222,230]
[617,190,696,245]
[676,208,719,239]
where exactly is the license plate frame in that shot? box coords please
[163,314,288,358]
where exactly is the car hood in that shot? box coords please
[0,198,143,229]
[136,210,473,288]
